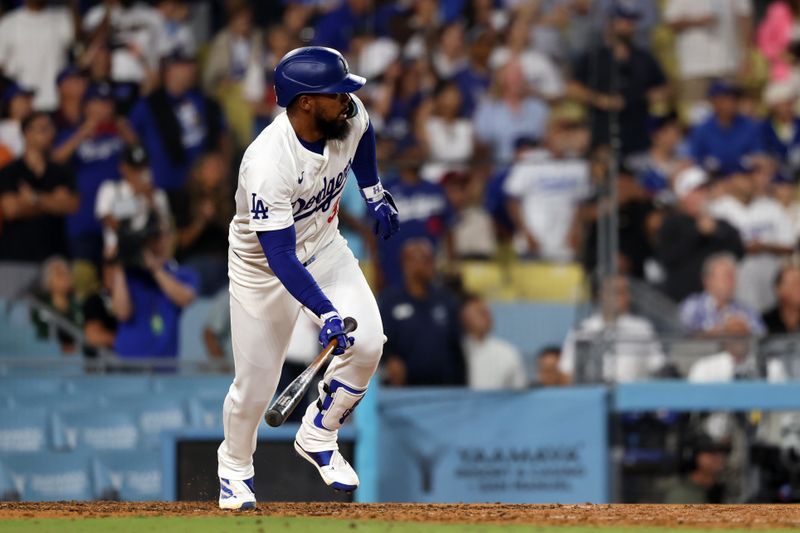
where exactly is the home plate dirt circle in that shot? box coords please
[2,502,800,529]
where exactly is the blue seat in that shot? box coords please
[54,408,139,451]
[64,376,153,396]
[107,396,188,448]
[3,451,94,501]
[0,377,64,395]
[188,396,224,429]
[0,408,52,452]
[92,450,162,501]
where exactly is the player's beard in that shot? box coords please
[316,113,351,141]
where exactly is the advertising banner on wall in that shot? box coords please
[376,386,608,503]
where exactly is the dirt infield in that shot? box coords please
[1,502,800,529]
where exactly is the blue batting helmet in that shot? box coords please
[274,47,366,108]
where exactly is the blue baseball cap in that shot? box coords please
[2,83,35,103]
[612,1,641,20]
[708,80,741,98]
[56,66,85,86]
[82,82,114,103]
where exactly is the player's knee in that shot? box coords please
[351,329,384,364]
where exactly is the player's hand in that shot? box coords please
[319,311,355,356]
[367,190,400,240]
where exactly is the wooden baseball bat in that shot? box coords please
[265,317,358,427]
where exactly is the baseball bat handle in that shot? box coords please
[265,316,358,427]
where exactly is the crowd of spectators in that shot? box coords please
[3,0,800,384]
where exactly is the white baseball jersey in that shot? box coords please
[228,94,370,287]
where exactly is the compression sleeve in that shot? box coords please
[352,121,381,195]
[257,227,335,318]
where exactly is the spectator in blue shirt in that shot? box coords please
[312,0,373,53]
[109,216,198,360]
[380,239,465,386]
[761,81,800,178]
[53,83,131,263]
[679,252,765,336]
[689,81,762,178]
[451,29,494,118]
[380,164,452,289]
[128,51,227,199]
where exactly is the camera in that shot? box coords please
[115,211,162,268]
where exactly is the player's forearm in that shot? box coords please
[152,267,196,308]
[258,228,336,318]
[352,121,380,191]
[110,266,133,321]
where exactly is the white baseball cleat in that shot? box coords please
[218,477,256,510]
[294,441,359,492]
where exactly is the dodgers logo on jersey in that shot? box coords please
[250,193,269,220]
[293,160,352,222]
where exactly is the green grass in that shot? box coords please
[0,517,791,533]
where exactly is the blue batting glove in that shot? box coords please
[366,190,400,240]
[319,311,355,356]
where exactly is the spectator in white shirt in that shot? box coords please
[561,275,665,383]
[461,294,526,390]
[95,144,170,259]
[708,163,795,312]
[488,14,564,101]
[664,0,752,118]
[0,0,76,111]
[417,81,475,183]
[504,114,590,261]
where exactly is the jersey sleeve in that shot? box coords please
[349,94,371,138]
[244,153,296,233]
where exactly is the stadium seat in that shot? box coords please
[64,375,154,396]
[2,451,94,501]
[54,408,139,451]
[458,261,512,300]
[509,262,586,302]
[188,396,224,429]
[92,450,162,501]
[0,407,52,452]
[108,396,189,448]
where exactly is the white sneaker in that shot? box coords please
[218,477,256,510]
[294,441,359,492]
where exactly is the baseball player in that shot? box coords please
[217,46,399,510]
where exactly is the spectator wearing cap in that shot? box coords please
[416,81,475,183]
[0,112,78,262]
[665,0,752,114]
[52,83,137,263]
[0,0,77,111]
[688,81,762,178]
[679,252,765,336]
[655,166,744,302]
[379,164,452,289]
[51,67,88,131]
[761,81,800,177]
[78,41,141,117]
[0,83,35,162]
[707,161,795,312]
[95,144,171,262]
[504,113,591,261]
[762,265,800,334]
[628,112,691,201]
[129,51,227,197]
[474,59,549,164]
[567,3,668,157]
[202,1,264,147]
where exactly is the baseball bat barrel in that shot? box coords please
[265,317,358,427]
